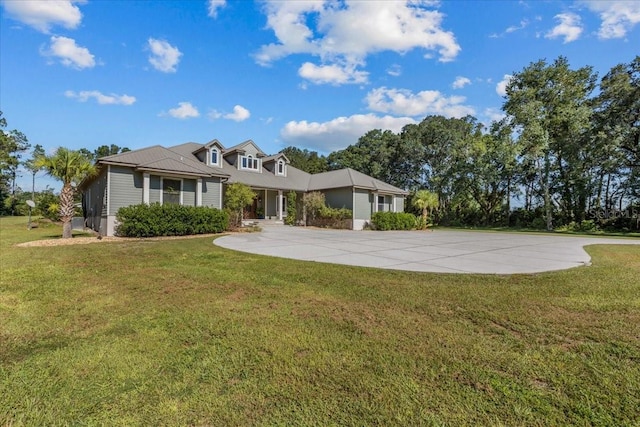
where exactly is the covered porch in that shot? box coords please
[243,188,291,221]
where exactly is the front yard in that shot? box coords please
[1,216,639,425]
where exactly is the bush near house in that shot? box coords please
[371,211,417,231]
[116,203,228,237]
[308,206,353,229]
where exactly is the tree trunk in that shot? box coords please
[59,183,75,239]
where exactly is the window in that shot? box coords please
[210,148,219,166]
[240,155,259,171]
[377,195,387,212]
[277,159,285,175]
[162,178,181,205]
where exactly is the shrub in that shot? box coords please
[116,203,228,237]
[303,192,326,222]
[224,183,256,228]
[372,211,416,231]
[556,220,600,233]
[285,191,297,225]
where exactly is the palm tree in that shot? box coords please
[412,189,439,229]
[36,147,96,238]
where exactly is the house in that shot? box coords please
[80,139,408,236]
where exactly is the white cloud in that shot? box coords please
[2,0,84,33]
[506,19,529,33]
[43,36,95,69]
[583,0,640,39]
[365,87,475,118]
[298,62,368,85]
[496,74,513,97]
[280,114,416,152]
[207,0,226,18]
[209,105,251,122]
[147,38,182,73]
[255,1,460,84]
[483,107,506,123]
[167,102,199,119]
[64,90,136,105]
[452,76,471,89]
[224,105,251,122]
[545,13,583,43]
[387,64,402,77]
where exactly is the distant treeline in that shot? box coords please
[283,56,640,231]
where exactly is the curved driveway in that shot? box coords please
[214,226,640,274]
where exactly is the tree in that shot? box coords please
[94,144,130,160]
[285,191,297,225]
[412,189,439,229]
[224,183,255,227]
[327,129,397,184]
[503,57,596,229]
[35,148,97,238]
[280,147,329,174]
[23,144,45,201]
[0,112,30,214]
[593,56,640,210]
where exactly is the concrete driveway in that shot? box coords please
[214,226,640,274]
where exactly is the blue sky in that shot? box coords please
[1,0,639,192]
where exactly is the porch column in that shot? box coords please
[143,173,150,204]
[278,189,283,221]
[373,192,378,213]
[196,178,203,206]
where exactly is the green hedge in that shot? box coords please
[116,203,228,237]
[371,211,416,231]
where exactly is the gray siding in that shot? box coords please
[202,177,222,208]
[149,175,161,204]
[395,196,405,212]
[183,179,196,206]
[323,187,353,210]
[109,166,142,215]
[354,188,372,220]
[266,190,278,217]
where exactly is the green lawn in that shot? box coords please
[1,216,640,426]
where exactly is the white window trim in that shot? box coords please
[160,176,184,205]
[210,147,221,167]
[239,154,261,172]
[276,159,286,176]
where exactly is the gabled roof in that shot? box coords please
[308,168,408,194]
[224,163,311,191]
[262,152,290,164]
[98,145,228,178]
[169,142,204,158]
[88,139,407,196]
[222,139,266,157]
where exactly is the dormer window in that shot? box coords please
[210,148,220,167]
[276,159,286,176]
[241,154,260,171]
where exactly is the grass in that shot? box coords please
[1,216,640,426]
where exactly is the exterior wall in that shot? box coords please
[353,188,372,220]
[395,196,405,212]
[243,144,261,157]
[183,178,196,206]
[266,189,278,217]
[108,166,143,216]
[201,177,222,208]
[323,187,353,211]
